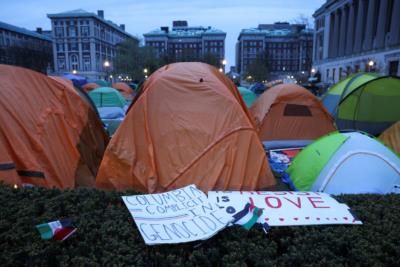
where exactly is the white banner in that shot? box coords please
[122,185,230,245]
[208,191,362,226]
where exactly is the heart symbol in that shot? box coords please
[265,218,270,221]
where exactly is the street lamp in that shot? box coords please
[104,60,110,81]
[219,68,223,72]
[221,59,227,73]
[311,68,316,74]
[72,69,77,74]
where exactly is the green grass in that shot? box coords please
[1,183,399,266]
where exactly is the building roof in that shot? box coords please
[144,26,226,38]
[47,9,138,41]
[0,21,52,41]
[313,0,338,17]
[238,23,313,40]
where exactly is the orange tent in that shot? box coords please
[82,82,99,91]
[112,82,134,100]
[0,65,109,189]
[96,62,275,193]
[379,121,400,154]
[250,84,336,141]
[49,76,74,88]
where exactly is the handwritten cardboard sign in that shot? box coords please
[208,191,362,226]
[122,185,230,245]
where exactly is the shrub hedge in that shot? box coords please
[1,183,399,266]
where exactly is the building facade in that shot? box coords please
[236,22,313,80]
[47,9,138,80]
[0,21,52,73]
[144,21,226,69]
[313,0,400,84]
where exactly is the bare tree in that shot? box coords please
[291,14,314,29]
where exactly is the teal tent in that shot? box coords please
[95,80,110,87]
[89,87,126,108]
[238,86,257,107]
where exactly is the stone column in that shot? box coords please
[334,11,341,57]
[328,13,335,58]
[375,0,389,49]
[389,0,400,45]
[323,14,331,59]
[338,7,348,56]
[363,0,377,51]
[345,2,355,55]
[353,0,366,53]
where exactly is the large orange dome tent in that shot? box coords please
[0,65,109,189]
[96,62,275,193]
[250,84,336,141]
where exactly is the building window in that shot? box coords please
[68,26,77,37]
[81,26,89,37]
[70,54,79,71]
[82,42,90,51]
[326,69,330,80]
[57,43,64,52]
[68,42,78,51]
[57,57,66,70]
[389,61,399,76]
[83,57,91,71]
[55,27,64,37]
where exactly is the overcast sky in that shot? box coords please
[0,0,325,69]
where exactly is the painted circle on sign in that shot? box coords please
[226,206,236,214]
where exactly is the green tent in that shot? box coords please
[286,131,400,194]
[88,87,126,108]
[322,74,400,135]
[238,86,257,107]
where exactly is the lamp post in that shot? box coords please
[72,69,77,74]
[104,60,110,82]
[143,68,148,79]
[222,59,227,73]
[368,60,375,72]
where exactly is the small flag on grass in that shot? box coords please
[36,218,76,241]
[231,203,265,231]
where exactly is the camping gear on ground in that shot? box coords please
[379,121,400,155]
[112,82,135,100]
[82,82,99,91]
[322,73,400,135]
[287,131,400,194]
[250,83,336,141]
[238,86,257,107]
[249,82,266,95]
[96,62,275,193]
[89,87,126,108]
[0,65,108,189]
[97,107,126,135]
[62,73,87,87]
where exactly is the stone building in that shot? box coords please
[313,0,400,84]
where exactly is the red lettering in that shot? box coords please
[265,196,282,208]
[256,191,271,195]
[307,197,330,208]
[284,197,302,208]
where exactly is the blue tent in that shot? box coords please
[62,73,87,87]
